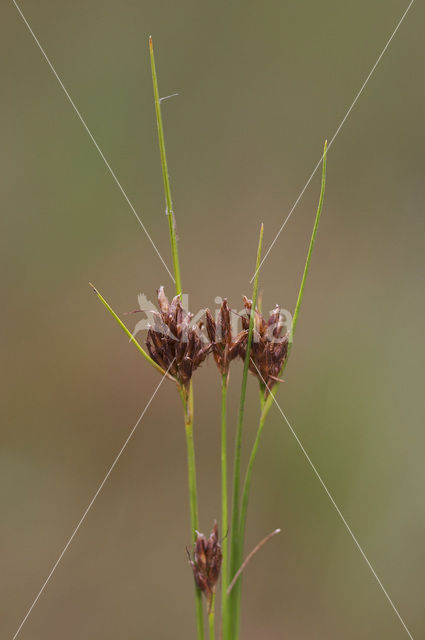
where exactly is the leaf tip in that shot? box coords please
[259,222,264,242]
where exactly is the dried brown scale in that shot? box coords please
[240,296,289,395]
[205,299,246,376]
[145,287,210,389]
[188,521,222,613]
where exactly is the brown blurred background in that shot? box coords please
[1,1,424,638]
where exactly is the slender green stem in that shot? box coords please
[208,593,215,640]
[231,406,265,640]
[89,283,174,380]
[261,140,327,420]
[238,408,267,568]
[291,140,327,341]
[220,374,229,629]
[231,142,327,637]
[150,35,204,636]
[241,141,328,513]
[149,36,182,296]
[180,385,205,640]
[226,224,263,640]
[259,383,266,412]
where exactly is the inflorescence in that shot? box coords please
[188,522,223,613]
[145,287,289,394]
[146,286,211,389]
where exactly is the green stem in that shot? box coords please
[231,405,267,640]
[150,35,204,636]
[149,36,182,296]
[208,593,215,640]
[226,224,264,640]
[181,385,205,640]
[220,374,229,629]
[291,140,327,341]
[232,142,327,640]
[238,408,267,574]
[261,140,327,420]
[233,141,328,635]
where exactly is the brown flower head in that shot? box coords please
[146,287,210,389]
[240,296,289,394]
[205,299,246,376]
[188,521,222,613]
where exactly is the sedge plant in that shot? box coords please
[91,37,327,640]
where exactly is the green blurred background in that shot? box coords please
[1,1,424,638]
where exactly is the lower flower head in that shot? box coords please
[188,521,222,613]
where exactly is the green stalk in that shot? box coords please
[262,139,327,420]
[208,593,215,640]
[220,374,229,628]
[180,385,205,640]
[149,36,182,296]
[150,36,204,636]
[89,283,172,379]
[291,140,327,341]
[237,408,267,577]
[225,224,264,639]
[233,141,328,636]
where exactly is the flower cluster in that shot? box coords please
[145,288,289,393]
[146,287,210,389]
[240,296,289,394]
[205,299,246,377]
[188,522,222,613]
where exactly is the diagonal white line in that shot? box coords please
[271,399,414,639]
[251,0,415,283]
[11,363,174,640]
[12,0,175,284]
[250,359,414,639]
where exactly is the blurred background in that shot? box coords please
[1,1,424,638]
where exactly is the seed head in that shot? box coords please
[240,296,289,394]
[188,521,222,613]
[205,299,246,377]
[146,287,210,389]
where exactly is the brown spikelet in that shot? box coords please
[188,521,222,613]
[146,287,210,389]
[240,296,289,394]
[205,299,246,377]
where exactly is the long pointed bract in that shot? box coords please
[262,140,327,421]
[291,139,327,340]
[149,36,182,296]
[89,283,173,379]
